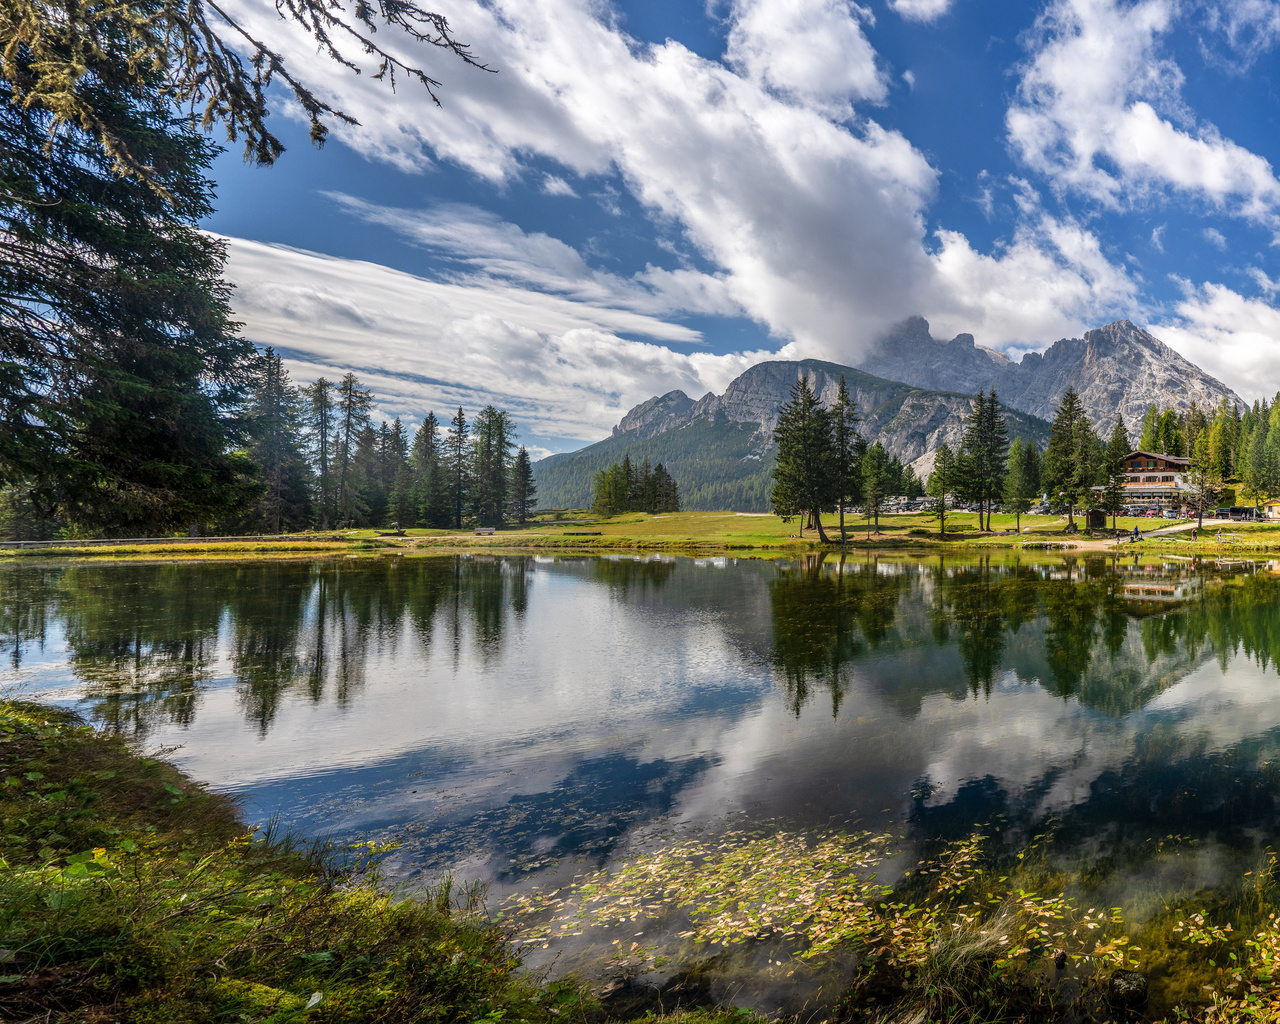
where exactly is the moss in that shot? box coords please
[0,701,588,1024]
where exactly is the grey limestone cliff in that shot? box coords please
[858,317,1244,431]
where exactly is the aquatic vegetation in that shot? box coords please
[0,701,590,1023]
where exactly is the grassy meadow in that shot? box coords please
[5,509,1280,560]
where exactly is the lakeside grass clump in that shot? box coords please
[0,700,603,1024]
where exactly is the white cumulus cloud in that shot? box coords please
[1008,0,1280,227]
[222,237,769,442]
[888,0,956,23]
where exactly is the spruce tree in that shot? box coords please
[770,376,835,543]
[0,33,260,535]
[510,447,537,523]
[1186,431,1224,528]
[302,379,337,528]
[957,390,1009,531]
[470,406,515,527]
[1044,386,1087,529]
[445,407,470,528]
[928,444,958,536]
[411,413,450,528]
[333,373,373,526]
[1003,438,1032,533]
[245,348,312,533]
[1103,417,1131,529]
[861,442,890,536]
[831,375,862,543]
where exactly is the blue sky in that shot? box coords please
[206,0,1280,456]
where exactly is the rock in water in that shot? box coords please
[1107,969,1148,1010]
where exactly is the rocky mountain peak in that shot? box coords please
[858,315,1242,432]
[612,389,694,440]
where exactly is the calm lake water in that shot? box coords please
[6,551,1280,986]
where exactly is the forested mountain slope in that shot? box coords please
[534,360,1051,512]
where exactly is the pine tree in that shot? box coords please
[831,375,862,543]
[302,379,337,528]
[510,447,537,523]
[1186,430,1224,528]
[0,37,258,535]
[445,407,470,529]
[1003,438,1033,533]
[861,442,890,536]
[928,443,958,537]
[245,348,312,533]
[333,373,372,526]
[1044,386,1088,529]
[958,390,1009,531]
[385,419,413,527]
[411,413,450,528]
[1102,417,1130,529]
[470,406,515,527]
[1138,404,1160,451]
[770,376,835,543]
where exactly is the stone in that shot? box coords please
[1107,969,1148,1010]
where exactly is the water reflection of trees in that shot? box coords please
[767,556,1280,720]
[769,554,909,716]
[0,557,535,737]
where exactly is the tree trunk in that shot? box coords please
[813,508,830,544]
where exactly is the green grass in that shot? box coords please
[0,701,592,1024]
[8,512,1280,562]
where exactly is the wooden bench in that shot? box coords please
[474,527,496,536]
[1220,532,1243,545]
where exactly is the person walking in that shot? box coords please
[1191,527,1197,542]
[1132,524,1140,543]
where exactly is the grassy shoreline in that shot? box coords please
[0,701,748,1024]
[10,701,1280,1022]
[6,510,1280,561]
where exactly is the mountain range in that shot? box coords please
[533,319,1245,512]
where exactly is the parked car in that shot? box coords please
[1144,509,1161,517]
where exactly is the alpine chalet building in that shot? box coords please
[1120,450,1190,508]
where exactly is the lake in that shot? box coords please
[5,551,1280,1008]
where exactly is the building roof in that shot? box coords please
[1126,450,1190,466]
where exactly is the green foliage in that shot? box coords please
[537,417,774,512]
[510,447,537,524]
[0,42,259,535]
[957,389,1010,531]
[593,456,680,516]
[771,376,836,541]
[0,700,584,1024]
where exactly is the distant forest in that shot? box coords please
[536,412,927,513]
[0,353,536,539]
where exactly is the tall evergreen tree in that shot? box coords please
[1186,430,1224,529]
[410,413,450,528]
[445,407,470,528]
[1003,438,1034,534]
[958,389,1009,531]
[385,419,413,527]
[245,349,312,533]
[470,406,515,527]
[1044,386,1088,529]
[302,378,337,528]
[0,30,258,535]
[770,376,835,543]
[510,447,537,523]
[333,373,372,526]
[1138,404,1160,451]
[831,375,862,543]
[861,442,890,536]
[1102,417,1131,529]
[928,443,958,537]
